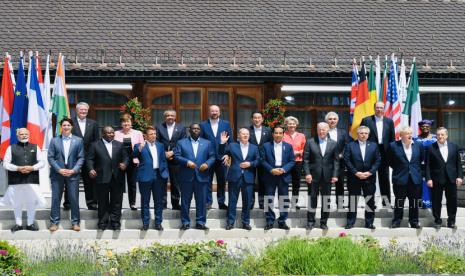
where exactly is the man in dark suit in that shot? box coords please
[71,102,100,210]
[361,101,395,206]
[303,122,339,230]
[156,110,187,210]
[248,111,272,209]
[388,126,424,229]
[86,126,129,230]
[426,127,463,229]
[133,126,169,231]
[48,118,85,232]
[174,123,216,230]
[261,126,295,230]
[200,105,233,210]
[326,111,351,209]
[343,126,381,229]
[219,128,260,230]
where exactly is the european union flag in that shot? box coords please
[10,55,29,144]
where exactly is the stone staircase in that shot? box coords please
[1,206,464,240]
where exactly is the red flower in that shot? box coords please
[0,249,7,255]
[216,239,224,245]
[339,232,347,237]
[14,269,21,274]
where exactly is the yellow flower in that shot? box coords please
[109,267,118,275]
[106,250,113,258]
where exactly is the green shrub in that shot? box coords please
[243,236,382,275]
[0,241,25,275]
[419,246,465,274]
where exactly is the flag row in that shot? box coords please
[350,54,421,140]
[0,52,70,159]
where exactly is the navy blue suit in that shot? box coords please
[174,137,216,226]
[133,142,169,226]
[220,142,260,225]
[200,119,233,206]
[343,140,381,226]
[388,140,424,225]
[261,141,295,224]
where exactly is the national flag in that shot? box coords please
[0,54,15,159]
[43,54,53,149]
[350,61,373,139]
[26,53,48,149]
[368,59,378,107]
[36,52,45,104]
[385,56,401,140]
[349,61,358,125]
[403,59,422,138]
[398,59,409,128]
[51,53,70,134]
[380,56,388,103]
[10,52,29,144]
[375,56,381,101]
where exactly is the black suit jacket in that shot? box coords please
[360,115,395,153]
[248,125,272,147]
[303,136,339,183]
[328,128,351,165]
[155,122,187,151]
[72,117,100,151]
[86,139,129,184]
[343,140,381,185]
[426,141,463,185]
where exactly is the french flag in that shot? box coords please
[26,53,48,149]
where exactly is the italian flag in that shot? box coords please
[402,59,422,137]
[51,54,70,135]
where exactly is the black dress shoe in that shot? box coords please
[11,224,23,233]
[219,203,228,210]
[278,223,290,230]
[410,223,422,229]
[447,223,457,229]
[141,225,149,231]
[345,224,354,229]
[264,223,273,230]
[391,223,401,229]
[180,224,190,231]
[130,205,137,211]
[111,224,121,231]
[306,223,315,230]
[172,205,181,211]
[434,223,442,229]
[225,224,234,230]
[320,223,328,230]
[259,204,264,209]
[88,204,98,211]
[195,224,209,230]
[154,224,164,231]
[26,223,39,231]
[242,224,252,230]
[365,224,376,230]
[98,225,108,231]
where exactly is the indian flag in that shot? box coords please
[51,54,70,135]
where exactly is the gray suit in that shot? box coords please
[303,136,339,225]
[48,135,85,226]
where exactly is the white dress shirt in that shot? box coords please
[402,141,413,162]
[254,126,262,145]
[77,118,86,136]
[102,139,113,158]
[274,141,283,166]
[148,142,159,169]
[359,141,366,161]
[438,141,448,161]
[191,138,199,158]
[318,137,327,156]
[328,128,338,142]
[375,116,384,144]
[210,119,219,137]
[240,142,249,160]
[167,122,175,140]
[62,134,72,165]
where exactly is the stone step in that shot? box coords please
[0,227,463,240]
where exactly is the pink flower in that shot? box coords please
[339,232,347,237]
[216,239,224,245]
[0,249,8,256]
[14,269,21,274]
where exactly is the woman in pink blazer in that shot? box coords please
[114,113,144,210]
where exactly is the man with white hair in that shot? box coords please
[325,111,351,209]
[388,126,424,229]
[0,128,46,232]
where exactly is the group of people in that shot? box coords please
[1,101,462,232]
